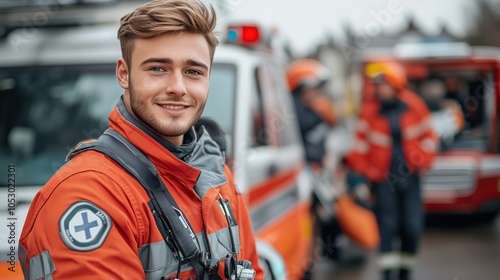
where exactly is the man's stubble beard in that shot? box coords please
[128,78,207,138]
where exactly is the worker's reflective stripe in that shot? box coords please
[352,138,369,153]
[400,253,417,269]
[21,249,56,280]
[378,252,401,269]
[403,117,431,140]
[18,244,28,276]
[355,119,369,133]
[139,227,239,279]
[207,225,241,259]
[357,118,392,148]
[140,239,186,279]
[250,183,300,232]
[421,137,438,152]
[368,130,392,147]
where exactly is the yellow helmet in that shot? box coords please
[365,61,407,90]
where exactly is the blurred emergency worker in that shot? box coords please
[18,1,263,279]
[286,59,338,259]
[421,79,465,147]
[345,62,438,280]
[287,59,335,165]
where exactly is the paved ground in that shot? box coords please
[312,214,500,280]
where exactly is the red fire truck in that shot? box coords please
[361,41,500,220]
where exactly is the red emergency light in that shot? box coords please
[226,24,261,45]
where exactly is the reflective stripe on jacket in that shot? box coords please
[346,89,438,183]
[19,105,264,280]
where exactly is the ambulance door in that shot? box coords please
[246,62,304,194]
[247,62,313,279]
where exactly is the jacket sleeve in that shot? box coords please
[344,113,381,182]
[225,166,265,280]
[19,170,146,280]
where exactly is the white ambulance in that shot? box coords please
[0,2,314,279]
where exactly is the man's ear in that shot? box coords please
[116,58,129,89]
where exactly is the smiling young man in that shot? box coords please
[119,32,211,145]
[19,1,263,279]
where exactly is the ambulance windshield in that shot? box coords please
[411,69,495,152]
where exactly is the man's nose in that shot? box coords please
[165,70,187,96]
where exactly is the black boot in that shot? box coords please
[381,269,393,280]
[398,269,410,280]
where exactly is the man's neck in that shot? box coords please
[163,135,184,146]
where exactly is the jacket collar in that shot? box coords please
[108,97,201,190]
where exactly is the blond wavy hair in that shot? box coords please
[118,0,218,66]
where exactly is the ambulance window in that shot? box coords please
[269,66,298,147]
[204,63,236,136]
[254,65,283,147]
[251,68,268,147]
[255,64,298,147]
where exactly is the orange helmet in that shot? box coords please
[286,59,330,92]
[365,61,407,90]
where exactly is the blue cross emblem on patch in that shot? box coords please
[59,201,112,251]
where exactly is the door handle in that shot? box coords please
[267,164,278,177]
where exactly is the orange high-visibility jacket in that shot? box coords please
[346,89,438,183]
[19,106,264,280]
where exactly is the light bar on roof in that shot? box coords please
[394,42,472,59]
[226,24,261,46]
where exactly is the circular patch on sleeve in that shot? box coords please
[59,201,112,252]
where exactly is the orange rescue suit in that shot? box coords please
[19,107,264,280]
[346,89,438,182]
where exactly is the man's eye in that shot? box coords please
[186,69,201,75]
[150,66,164,72]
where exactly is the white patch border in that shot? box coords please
[59,201,112,252]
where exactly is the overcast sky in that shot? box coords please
[217,0,497,55]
